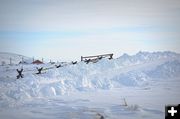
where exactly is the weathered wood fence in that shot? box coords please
[81,53,113,64]
[15,53,114,79]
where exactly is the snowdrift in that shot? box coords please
[0,51,180,106]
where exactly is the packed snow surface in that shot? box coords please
[0,51,180,119]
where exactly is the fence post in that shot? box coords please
[109,54,113,59]
[16,68,23,79]
[10,58,12,65]
[22,57,24,63]
[55,64,61,68]
[36,67,43,74]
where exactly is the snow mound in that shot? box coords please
[0,51,180,106]
[111,71,149,87]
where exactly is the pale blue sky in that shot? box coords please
[0,0,180,60]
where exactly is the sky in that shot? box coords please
[0,0,180,61]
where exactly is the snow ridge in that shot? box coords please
[0,51,180,106]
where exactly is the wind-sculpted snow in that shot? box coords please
[116,51,180,66]
[146,60,180,79]
[0,51,180,107]
[110,71,149,87]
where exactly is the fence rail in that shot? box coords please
[81,53,113,61]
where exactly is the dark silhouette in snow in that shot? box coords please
[72,61,77,65]
[84,59,91,64]
[96,113,104,119]
[98,56,103,60]
[36,67,43,74]
[55,64,61,68]
[109,54,113,60]
[16,69,23,79]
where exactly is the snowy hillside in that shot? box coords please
[0,52,31,65]
[0,51,180,119]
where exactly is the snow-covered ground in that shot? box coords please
[0,52,32,65]
[0,51,180,119]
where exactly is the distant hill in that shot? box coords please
[116,51,180,66]
[0,52,32,65]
